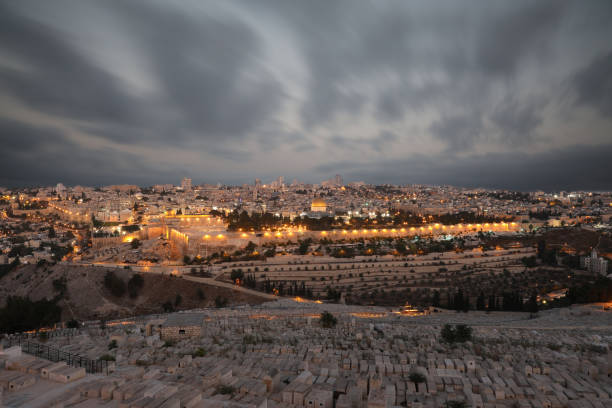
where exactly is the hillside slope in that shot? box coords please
[0,263,267,322]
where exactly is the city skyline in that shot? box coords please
[1,1,612,190]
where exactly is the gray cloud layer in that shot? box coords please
[0,0,611,190]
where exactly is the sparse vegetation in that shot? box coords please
[127,274,144,298]
[104,271,126,297]
[320,311,337,328]
[0,296,62,334]
[441,324,472,343]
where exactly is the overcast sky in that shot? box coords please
[1,1,611,191]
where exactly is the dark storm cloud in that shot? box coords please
[316,143,612,191]
[0,0,611,188]
[0,1,282,147]
[473,1,568,77]
[430,113,483,151]
[253,0,571,128]
[571,51,612,117]
[0,4,142,127]
[0,120,172,187]
[328,131,398,153]
[490,98,543,144]
[110,1,283,141]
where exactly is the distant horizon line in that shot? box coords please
[1,181,610,194]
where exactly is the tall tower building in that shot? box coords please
[181,177,192,191]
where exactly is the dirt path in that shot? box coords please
[182,275,277,300]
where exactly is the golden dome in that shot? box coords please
[311,198,327,207]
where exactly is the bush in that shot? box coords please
[216,385,235,395]
[215,296,228,308]
[127,274,144,298]
[192,347,206,357]
[243,334,257,344]
[99,354,116,361]
[408,372,426,392]
[197,288,205,300]
[455,324,472,342]
[104,271,126,297]
[52,277,67,295]
[0,296,62,334]
[108,340,118,350]
[162,301,174,313]
[320,311,337,328]
[440,324,472,343]
[66,319,80,328]
[230,269,244,282]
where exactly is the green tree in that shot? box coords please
[476,292,485,311]
[408,372,426,392]
[526,292,538,315]
[320,311,337,328]
[445,401,468,408]
[431,290,440,307]
[245,241,257,253]
[196,288,205,300]
[441,324,455,343]
[104,271,126,297]
[455,324,472,342]
[127,274,144,298]
[215,296,228,308]
[230,269,244,282]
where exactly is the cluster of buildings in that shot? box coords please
[1,180,611,269]
[581,250,610,276]
[4,178,611,226]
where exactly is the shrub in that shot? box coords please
[196,288,205,300]
[108,340,118,350]
[52,277,67,294]
[127,274,144,298]
[216,385,235,395]
[0,296,61,334]
[215,296,228,308]
[320,311,337,328]
[104,271,126,297]
[162,301,174,313]
[230,269,244,282]
[455,324,472,342]
[66,319,79,328]
[441,324,472,343]
[99,354,116,361]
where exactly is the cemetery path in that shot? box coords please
[183,275,277,300]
